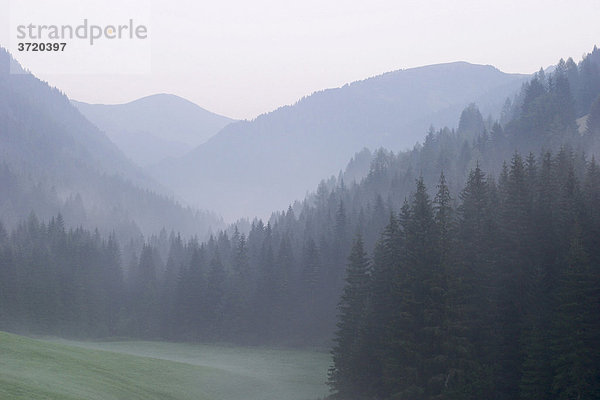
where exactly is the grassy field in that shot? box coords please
[0,331,331,400]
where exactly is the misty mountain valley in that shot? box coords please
[1,15,600,400]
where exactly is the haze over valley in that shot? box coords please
[1,5,600,396]
[135,62,526,220]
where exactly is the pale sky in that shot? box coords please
[2,0,600,120]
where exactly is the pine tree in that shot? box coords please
[552,228,600,400]
[329,235,371,399]
[586,94,600,139]
[408,177,446,398]
[366,213,402,398]
[495,153,533,399]
[205,254,227,339]
[131,244,159,338]
[519,153,558,400]
[161,234,185,338]
[434,172,453,263]
[582,158,600,266]
[458,103,485,139]
[454,164,497,398]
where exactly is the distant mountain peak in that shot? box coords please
[150,61,529,220]
[0,48,223,237]
[73,94,236,166]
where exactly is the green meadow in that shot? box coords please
[0,331,330,400]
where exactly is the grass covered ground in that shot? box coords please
[0,331,330,400]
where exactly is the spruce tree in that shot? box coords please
[367,213,402,398]
[329,235,371,399]
[552,229,600,400]
[455,164,497,398]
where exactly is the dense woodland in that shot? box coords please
[329,152,600,399]
[1,47,600,398]
[327,48,600,399]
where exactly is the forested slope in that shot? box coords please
[1,47,599,369]
[0,48,223,239]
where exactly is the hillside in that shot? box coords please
[73,94,235,166]
[0,48,222,238]
[3,47,598,348]
[1,44,599,399]
[132,47,600,347]
[327,49,600,400]
[151,62,527,220]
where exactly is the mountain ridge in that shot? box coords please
[0,48,223,238]
[73,94,235,166]
[151,61,529,220]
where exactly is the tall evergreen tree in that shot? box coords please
[329,235,371,399]
[552,229,600,400]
